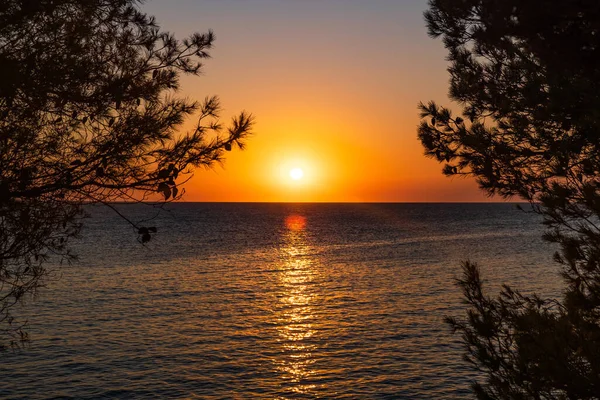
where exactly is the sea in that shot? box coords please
[0,203,562,399]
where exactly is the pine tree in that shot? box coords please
[419,0,600,397]
[0,0,253,349]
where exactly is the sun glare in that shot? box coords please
[289,168,304,181]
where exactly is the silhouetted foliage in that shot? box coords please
[419,0,600,397]
[0,0,253,349]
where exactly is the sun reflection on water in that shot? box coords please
[285,214,306,231]
[275,214,319,395]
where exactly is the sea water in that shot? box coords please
[0,203,561,399]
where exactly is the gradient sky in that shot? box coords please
[144,0,492,202]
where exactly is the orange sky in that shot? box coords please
[145,0,492,202]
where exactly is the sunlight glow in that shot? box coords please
[289,168,304,181]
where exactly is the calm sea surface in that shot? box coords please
[0,203,561,399]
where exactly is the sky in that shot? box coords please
[144,0,492,202]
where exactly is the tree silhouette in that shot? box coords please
[0,0,253,349]
[419,0,600,398]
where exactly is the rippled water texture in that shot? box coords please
[0,203,561,398]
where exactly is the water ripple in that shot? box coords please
[0,203,561,399]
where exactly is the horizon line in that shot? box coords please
[103,200,530,205]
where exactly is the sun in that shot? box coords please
[289,167,304,181]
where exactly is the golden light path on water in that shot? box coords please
[275,214,318,395]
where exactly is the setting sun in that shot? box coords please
[289,167,304,181]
